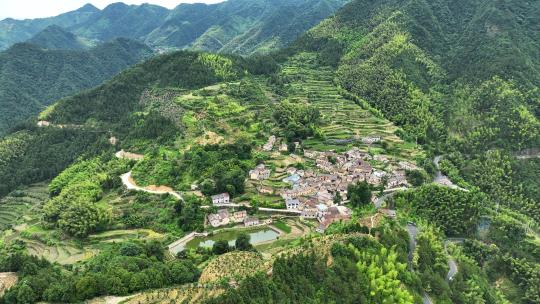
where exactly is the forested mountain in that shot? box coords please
[72,3,169,42]
[146,0,349,55]
[0,3,99,50]
[291,0,540,216]
[0,38,152,134]
[289,0,540,153]
[0,0,349,55]
[26,25,91,50]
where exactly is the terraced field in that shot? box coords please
[276,53,422,158]
[0,183,48,231]
[88,229,165,243]
[25,240,97,265]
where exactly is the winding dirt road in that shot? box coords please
[121,171,183,200]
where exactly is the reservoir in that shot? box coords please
[185,227,280,249]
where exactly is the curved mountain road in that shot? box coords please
[444,238,463,281]
[406,224,434,304]
[406,224,461,302]
[121,171,183,200]
[433,156,469,192]
[121,171,301,215]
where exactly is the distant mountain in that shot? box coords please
[0,0,349,55]
[72,3,170,42]
[27,25,91,50]
[0,4,99,50]
[0,38,153,134]
[166,0,350,55]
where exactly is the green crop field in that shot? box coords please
[0,183,48,231]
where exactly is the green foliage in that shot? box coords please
[413,227,448,279]
[454,77,540,152]
[122,192,183,234]
[465,150,539,221]
[347,181,372,208]
[27,25,89,50]
[396,185,483,236]
[234,233,253,252]
[48,158,106,196]
[273,221,292,234]
[355,246,414,303]
[45,51,245,127]
[176,195,206,232]
[272,101,321,141]
[0,39,152,134]
[208,236,415,303]
[0,241,200,303]
[405,170,428,187]
[212,240,231,255]
[0,0,349,56]
[132,140,253,197]
[42,158,125,237]
[0,128,109,197]
[512,158,540,202]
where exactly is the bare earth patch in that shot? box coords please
[0,272,17,296]
[195,131,225,146]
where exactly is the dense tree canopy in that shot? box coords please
[395,185,483,236]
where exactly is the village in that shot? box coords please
[205,135,420,233]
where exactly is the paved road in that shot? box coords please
[406,224,419,267]
[374,189,406,209]
[406,224,433,304]
[444,238,464,281]
[514,148,540,159]
[433,156,469,192]
[422,292,433,304]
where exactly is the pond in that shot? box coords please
[171,227,279,254]
[185,227,280,250]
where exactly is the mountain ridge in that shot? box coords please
[0,0,349,55]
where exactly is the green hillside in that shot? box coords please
[26,25,92,50]
[0,38,153,135]
[153,0,349,55]
[0,0,349,55]
[72,3,169,42]
[0,0,539,303]
[0,3,99,50]
[0,47,432,303]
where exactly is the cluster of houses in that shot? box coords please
[208,192,271,228]
[208,209,247,227]
[285,197,353,232]
[205,141,419,232]
[249,164,271,180]
[278,148,412,206]
[207,209,272,228]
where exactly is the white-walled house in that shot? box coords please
[211,193,230,205]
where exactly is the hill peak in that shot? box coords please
[78,3,100,13]
[27,25,88,50]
